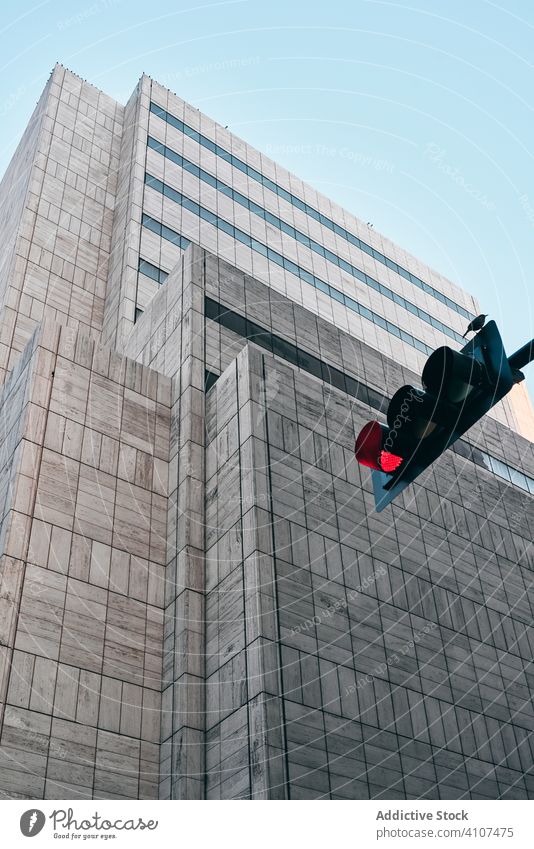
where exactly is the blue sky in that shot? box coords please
[2,0,533,400]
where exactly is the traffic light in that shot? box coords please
[355,321,531,511]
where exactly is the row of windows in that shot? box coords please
[206,296,534,497]
[144,173,435,357]
[147,135,465,346]
[141,212,191,249]
[205,296,388,406]
[150,100,475,322]
[138,257,169,284]
[454,440,534,495]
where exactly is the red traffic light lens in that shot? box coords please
[355,421,403,473]
[379,449,403,473]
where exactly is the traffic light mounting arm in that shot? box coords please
[508,339,534,372]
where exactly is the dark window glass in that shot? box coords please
[283,258,300,276]
[322,363,346,393]
[297,348,323,379]
[251,239,268,257]
[147,136,165,153]
[201,208,218,226]
[218,218,234,237]
[345,297,360,313]
[220,308,247,337]
[367,387,387,412]
[205,370,220,391]
[150,103,166,119]
[205,298,222,321]
[344,375,363,401]
[139,259,162,282]
[246,320,272,351]
[315,279,330,295]
[271,334,298,366]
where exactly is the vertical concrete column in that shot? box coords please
[102,76,149,352]
[237,346,288,798]
[160,244,206,799]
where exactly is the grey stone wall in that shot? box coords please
[0,66,123,388]
[204,342,534,798]
[0,318,171,799]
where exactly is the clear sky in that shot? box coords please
[2,0,533,400]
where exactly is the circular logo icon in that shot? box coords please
[20,810,46,837]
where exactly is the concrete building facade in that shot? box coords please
[0,65,532,800]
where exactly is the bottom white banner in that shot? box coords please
[2,799,533,848]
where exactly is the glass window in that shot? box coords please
[344,296,360,314]
[297,348,322,379]
[283,258,300,276]
[220,308,246,337]
[246,319,272,351]
[315,279,330,295]
[328,367,347,393]
[150,104,476,323]
[218,218,234,237]
[509,468,529,490]
[201,209,217,227]
[295,231,310,247]
[150,103,166,119]
[489,456,511,481]
[272,335,298,366]
[386,322,401,338]
[205,371,219,391]
[205,298,222,321]
[138,259,161,282]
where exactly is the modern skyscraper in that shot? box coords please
[0,64,532,800]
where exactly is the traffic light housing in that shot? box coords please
[355,321,524,511]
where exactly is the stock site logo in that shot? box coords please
[20,810,46,837]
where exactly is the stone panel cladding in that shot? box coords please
[0,317,171,799]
